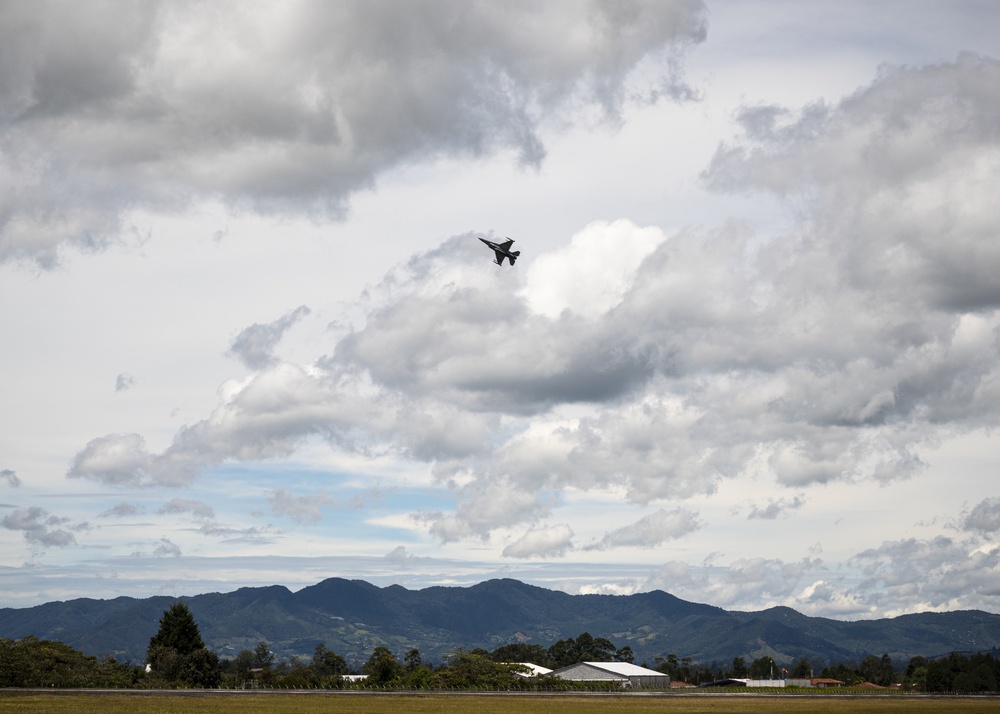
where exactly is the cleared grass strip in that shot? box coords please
[3,693,1000,714]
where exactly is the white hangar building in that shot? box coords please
[513,663,554,678]
[551,661,670,688]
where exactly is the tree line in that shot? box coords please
[3,601,1000,691]
[653,651,1000,691]
[224,631,637,690]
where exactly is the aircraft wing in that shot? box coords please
[493,251,506,265]
[499,239,514,250]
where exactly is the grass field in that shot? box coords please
[2,692,999,714]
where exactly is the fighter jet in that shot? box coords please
[479,236,521,266]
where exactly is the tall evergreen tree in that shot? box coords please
[147,603,206,656]
[146,602,219,687]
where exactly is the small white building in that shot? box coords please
[551,661,670,688]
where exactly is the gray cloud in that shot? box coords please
[585,508,700,550]
[196,522,278,545]
[67,433,195,488]
[850,536,1000,613]
[229,305,311,369]
[748,495,806,520]
[267,489,332,523]
[421,474,557,542]
[332,56,1000,537]
[334,234,654,414]
[65,56,1000,548]
[0,0,706,267]
[67,363,389,488]
[115,373,135,392]
[131,537,182,558]
[159,498,215,520]
[152,537,182,558]
[99,502,142,518]
[643,557,834,615]
[383,545,433,565]
[1,506,78,548]
[1,469,20,487]
[705,53,1000,313]
[964,497,1000,534]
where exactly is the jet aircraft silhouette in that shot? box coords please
[479,236,520,266]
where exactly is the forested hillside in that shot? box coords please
[2,578,999,669]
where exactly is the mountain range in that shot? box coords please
[2,577,999,669]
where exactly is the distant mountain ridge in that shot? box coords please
[2,577,999,668]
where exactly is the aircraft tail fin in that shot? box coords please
[509,250,520,265]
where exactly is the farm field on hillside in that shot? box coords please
[2,693,999,714]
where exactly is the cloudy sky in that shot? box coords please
[2,1,1000,623]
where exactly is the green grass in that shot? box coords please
[2,693,1000,714]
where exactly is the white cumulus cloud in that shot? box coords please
[503,524,575,558]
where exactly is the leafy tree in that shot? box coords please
[615,645,635,663]
[362,646,402,685]
[926,652,1000,692]
[546,632,616,668]
[958,653,1000,692]
[654,653,680,680]
[1,636,93,687]
[688,662,717,685]
[272,655,318,689]
[907,665,929,691]
[403,648,422,672]
[313,642,348,680]
[902,655,929,689]
[180,648,222,688]
[680,656,694,682]
[254,640,274,669]
[748,656,777,679]
[431,650,528,689]
[0,636,143,688]
[491,643,550,667]
[577,632,616,662]
[97,655,145,688]
[905,655,929,677]
[926,652,964,692]
[402,664,434,689]
[858,653,895,686]
[954,662,998,692]
[146,644,184,682]
[227,649,256,685]
[790,656,812,678]
[545,638,574,668]
[730,656,748,678]
[821,661,860,685]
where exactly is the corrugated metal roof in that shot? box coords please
[581,661,665,676]
[553,661,665,677]
[515,663,553,676]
